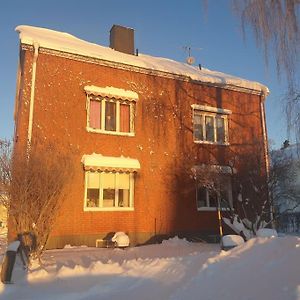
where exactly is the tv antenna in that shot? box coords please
[182,46,202,65]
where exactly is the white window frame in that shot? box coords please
[192,104,231,145]
[84,171,135,212]
[86,95,135,137]
[196,181,233,211]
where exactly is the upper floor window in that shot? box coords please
[192,104,231,145]
[85,86,138,136]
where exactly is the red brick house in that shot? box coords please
[13,25,269,248]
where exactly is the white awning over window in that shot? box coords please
[81,153,140,172]
[84,85,138,102]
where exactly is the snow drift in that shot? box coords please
[0,235,299,300]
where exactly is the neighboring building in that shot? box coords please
[271,143,300,233]
[13,25,270,248]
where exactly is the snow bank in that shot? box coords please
[172,236,300,300]
[0,236,299,300]
[15,25,269,96]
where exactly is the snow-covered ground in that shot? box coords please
[0,234,299,300]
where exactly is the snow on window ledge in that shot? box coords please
[84,207,134,212]
[193,140,230,146]
[197,207,231,212]
[86,127,135,137]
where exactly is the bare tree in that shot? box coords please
[270,145,300,214]
[0,139,74,260]
[233,0,300,84]
[0,139,12,208]
[219,146,300,239]
[232,0,300,140]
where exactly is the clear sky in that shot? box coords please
[0,0,290,149]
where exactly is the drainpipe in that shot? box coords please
[260,95,269,177]
[27,42,39,145]
[260,94,273,226]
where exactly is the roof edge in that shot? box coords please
[20,42,269,98]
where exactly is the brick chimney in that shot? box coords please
[110,25,135,55]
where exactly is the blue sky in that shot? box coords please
[0,0,290,149]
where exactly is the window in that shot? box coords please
[82,153,140,212]
[196,177,233,211]
[85,171,134,211]
[85,86,138,136]
[192,164,233,211]
[192,104,231,145]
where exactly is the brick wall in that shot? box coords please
[14,48,267,247]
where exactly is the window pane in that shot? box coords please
[220,188,229,208]
[120,104,130,132]
[105,101,116,131]
[87,189,99,207]
[103,189,115,207]
[87,172,100,188]
[118,189,130,207]
[102,173,115,188]
[89,100,101,129]
[194,114,203,141]
[117,173,130,189]
[208,190,217,207]
[197,187,206,207]
[216,117,225,143]
[220,177,232,208]
[205,116,215,142]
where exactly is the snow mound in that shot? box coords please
[221,235,244,248]
[111,231,130,247]
[172,236,300,300]
[256,228,278,238]
[161,236,190,246]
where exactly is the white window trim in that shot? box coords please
[192,105,230,145]
[195,166,233,211]
[191,104,232,115]
[86,95,136,137]
[196,185,233,211]
[84,171,135,212]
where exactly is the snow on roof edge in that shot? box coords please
[15,25,269,96]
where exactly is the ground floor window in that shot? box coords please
[194,167,233,211]
[84,171,134,211]
[196,182,232,210]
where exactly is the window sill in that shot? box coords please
[194,140,229,146]
[197,207,231,212]
[84,207,134,212]
[86,127,135,137]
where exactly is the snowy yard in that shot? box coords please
[0,234,299,300]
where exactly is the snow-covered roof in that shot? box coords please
[81,153,140,172]
[15,25,269,96]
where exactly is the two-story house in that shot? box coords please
[13,25,269,248]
